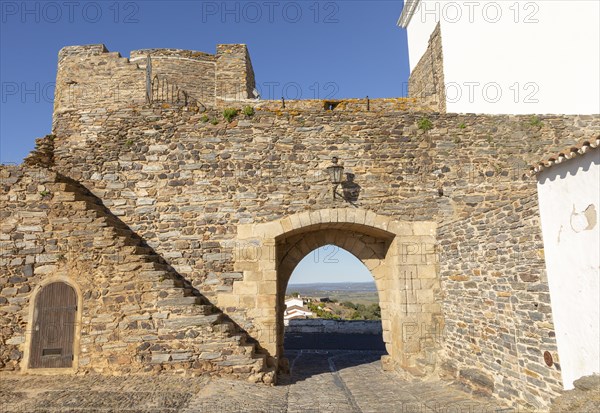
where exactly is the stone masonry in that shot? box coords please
[407,23,446,113]
[1,43,599,411]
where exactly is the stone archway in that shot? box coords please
[275,224,394,363]
[222,208,441,377]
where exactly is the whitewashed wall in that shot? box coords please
[536,149,600,389]
[403,1,600,114]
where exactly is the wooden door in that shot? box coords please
[29,282,77,368]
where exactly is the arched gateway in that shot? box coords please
[218,208,441,375]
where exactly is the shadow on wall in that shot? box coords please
[538,147,599,184]
[341,173,361,203]
[57,175,271,358]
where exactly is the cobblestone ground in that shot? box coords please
[1,350,510,413]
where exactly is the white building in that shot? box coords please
[284,297,313,325]
[532,138,600,389]
[398,1,600,114]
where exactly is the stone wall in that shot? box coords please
[286,319,382,335]
[130,49,217,106]
[4,42,600,409]
[408,23,446,113]
[53,44,257,119]
[216,44,256,102]
[47,101,599,407]
[438,194,561,408]
[54,45,146,117]
[0,165,273,382]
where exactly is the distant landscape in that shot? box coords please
[286,282,379,305]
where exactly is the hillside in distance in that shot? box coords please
[286,282,379,305]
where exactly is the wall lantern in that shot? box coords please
[326,156,345,199]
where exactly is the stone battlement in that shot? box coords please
[53,44,437,121]
[54,43,256,116]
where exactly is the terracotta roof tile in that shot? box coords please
[530,137,599,175]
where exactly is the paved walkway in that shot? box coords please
[1,350,510,413]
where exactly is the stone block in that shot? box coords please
[170,352,193,361]
[256,221,283,239]
[256,294,276,308]
[412,221,437,236]
[239,294,256,308]
[417,265,438,279]
[459,368,495,393]
[6,336,25,345]
[34,265,57,275]
[354,208,367,225]
[163,314,220,329]
[151,353,172,363]
[298,212,311,228]
[388,221,414,235]
[218,294,239,308]
[233,281,257,295]
[199,352,221,360]
[280,217,293,233]
[258,281,277,295]
[156,297,202,307]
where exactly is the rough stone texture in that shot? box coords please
[550,375,600,412]
[408,23,446,113]
[286,319,382,335]
[438,194,563,409]
[54,45,146,116]
[130,48,217,105]
[46,101,598,409]
[22,135,55,169]
[215,44,256,102]
[0,167,273,382]
[53,44,256,116]
[0,350,509,413]
[2,43,600,410]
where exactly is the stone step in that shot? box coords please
[54,182,80,193]
[93,217,109,228]
[213,321,236,335]
[124,254,163,264]
[156,296,207,308]
[241,344,255,357]
[168,304,215,316]
[111,227,137,238]
[66,200,93,210]
[216,354,262,368]
[161,313,222,329]
[154,278,185,289]
[121,245,153,255]
[147,261,172,271]
[113,236,142,247]
[52,191,79,202]
[217,333,245,346]
[149,351,194,364]
[252,352,267,365]
[157,287,193,299]
[139,270,171,281]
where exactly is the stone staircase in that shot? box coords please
[51,174,274,383]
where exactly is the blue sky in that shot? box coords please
[289,244,374,284]
[0,0,408,284]
[1,0,409,163]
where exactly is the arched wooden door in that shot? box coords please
[29,282,77,368]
